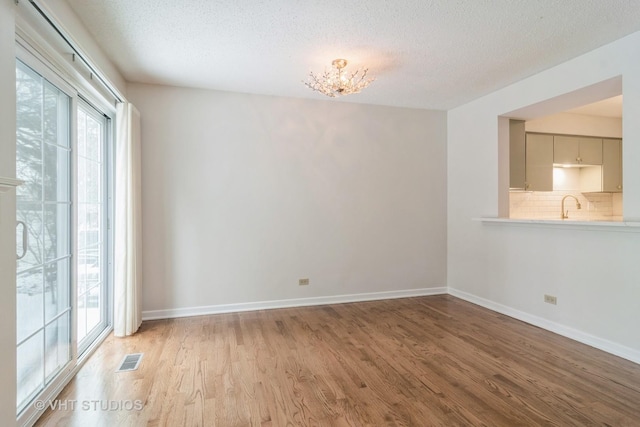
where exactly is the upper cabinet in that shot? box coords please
[525,133,553,191]
[602,138,623,192]
[511,132,623,193]
[553,135,602,165]
[509,120,526,189]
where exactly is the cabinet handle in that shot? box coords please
[617,185,622,190]
[576,156,582,163]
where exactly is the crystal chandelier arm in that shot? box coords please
[303,59,374,97]
[303,71,338,97]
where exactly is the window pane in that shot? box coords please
[16,331,44,408]
[16,64,43,138]
[44,145,70,203]
[77,292,87,343]
[85,160,100,203]
[17,331,44,411]
[86,115,102,161]
[16,63,43,204]
[43,203,69,262]
[15,132,42,203]
[85,285,101,334]
[44,83,58,146]
[77,248,100,295]
[85,204,101,244]
[43,80,69,148]
[17,268,43,343]
[45,313,70,382]
[45,259,70,322]
[77,158,86,208]
[77,109,86,158]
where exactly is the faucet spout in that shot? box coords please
[561,195,582,219]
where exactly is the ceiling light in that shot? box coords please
[304,59,374,97]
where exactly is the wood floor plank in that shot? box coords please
[34,295,640,426]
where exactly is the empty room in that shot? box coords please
[1,0,640,426]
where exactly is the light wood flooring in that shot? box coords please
[36,295,640,426]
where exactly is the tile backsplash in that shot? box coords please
[510,191,623,221]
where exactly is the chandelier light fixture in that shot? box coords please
[304,58,375,97]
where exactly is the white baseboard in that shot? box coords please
[141,286,640,365]
[448,287,640,365]
[142,287,448,321]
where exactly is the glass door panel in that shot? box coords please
[16,60,72,413]
[77,102,108,352]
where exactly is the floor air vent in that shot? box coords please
[117,353,143,372]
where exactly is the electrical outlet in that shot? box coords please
[544,294,557,305]
[299,278,309,286]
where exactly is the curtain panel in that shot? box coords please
[114,102,142,337]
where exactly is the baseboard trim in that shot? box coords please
[142,287,448,321]
[448,287,640,365]
[142,286,640,365]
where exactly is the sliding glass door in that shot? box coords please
[16,59,72,413]
[16,53,113,418]
[76,101,109,353]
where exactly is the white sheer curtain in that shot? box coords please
[114,102,142,337]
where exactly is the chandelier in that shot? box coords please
[304,59,375,97]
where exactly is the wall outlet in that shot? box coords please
[544,294,557,305]
[298,278,309,286]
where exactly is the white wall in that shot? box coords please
[448,31,640,361]
[525,112,622,138]
[127,84,447,315]
[0,0,17,424]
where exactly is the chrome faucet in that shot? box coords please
[561,195,581,219]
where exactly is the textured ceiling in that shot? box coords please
[64,0,640,110]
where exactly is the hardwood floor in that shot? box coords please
[35,295,640,426]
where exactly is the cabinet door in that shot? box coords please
[554,135,602,165]
[579,137,603,165]
[602,138,622,192]
[509,120,526,189]
[554,135,580,164]
[526,134,553,191]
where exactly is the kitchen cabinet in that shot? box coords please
[554,135,602,165]
[602,138,622,192]
[525,133,553,191]
[509,120,526,189]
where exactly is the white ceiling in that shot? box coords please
[565,95,623,118]
[64,0,640,110]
